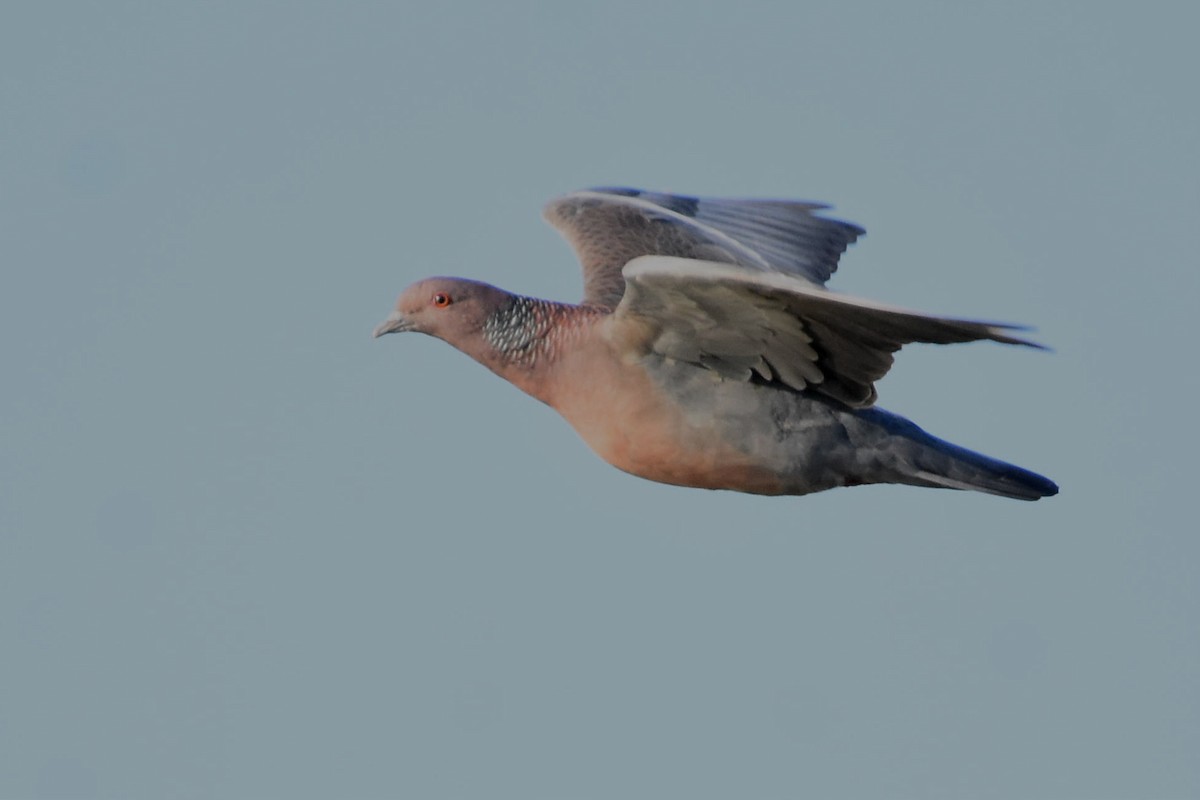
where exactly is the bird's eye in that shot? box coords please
[432,292,452,308]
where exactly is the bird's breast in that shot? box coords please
[545,343,789,494]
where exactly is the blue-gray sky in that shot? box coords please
[2,2,1197,798]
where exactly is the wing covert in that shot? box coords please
[612,256,1043,408]
[543,188,864,309]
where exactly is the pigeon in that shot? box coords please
[375,188,1057,500]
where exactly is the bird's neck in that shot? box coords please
[470,294,602,404]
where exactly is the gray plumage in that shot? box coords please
[376,187,1058,501]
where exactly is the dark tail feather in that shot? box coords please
[913,455,1058,500]
[909,438,1058,501]
[876,413,1058,501]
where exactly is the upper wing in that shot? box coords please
[613,256,1044,408]
[543,188,865,309]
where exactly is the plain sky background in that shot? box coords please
[2,2,1197,798]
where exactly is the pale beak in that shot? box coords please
[373,311,413,338]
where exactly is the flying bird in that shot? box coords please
[375,188,1057,500]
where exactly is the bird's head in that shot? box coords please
[373,277,512,344]
[375,276,560,403]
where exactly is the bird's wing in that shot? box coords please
[543,188,865,309]
[612,256,1043,408]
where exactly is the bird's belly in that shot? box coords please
[552,358,797,494]
[597,417,788,493]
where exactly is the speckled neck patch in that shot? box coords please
[483,296,549,364]
[482,295,602,367]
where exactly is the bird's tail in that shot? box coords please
[908,446,1059,500]
[871,411,1058,501]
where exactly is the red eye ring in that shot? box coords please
[431,292,452,308]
